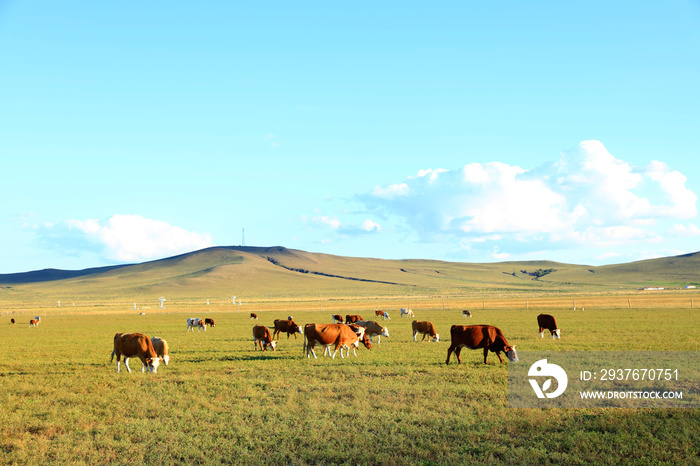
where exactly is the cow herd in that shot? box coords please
[9,309,561,373]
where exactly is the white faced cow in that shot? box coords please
[412,320,439,342]
[400,308,414,318]
[303,323,370,359]
[354,320,390,344]
[111,333,161,373]
[446,325,518,365]
[537,314,561,339]
[253,325,277,351]
[187,318,206,332]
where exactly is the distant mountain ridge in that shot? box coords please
[1,246,699,300]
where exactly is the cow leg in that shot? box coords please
[413,330,417,342]
[496,352,505,363]
[483,348,489,364]
[421,333,427,342]
[455,347,462,364]
[124,357,132,373]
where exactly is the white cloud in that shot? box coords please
[311,216,342,230]
[359,140,698,259]
[371,183,410,199]
[42,214,213,263]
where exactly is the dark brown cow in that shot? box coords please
[345,314,363,323]
[412,320,439,342]
[10,318,15,324]
[273,319,303,339]
[250,313,258,320]
[111,332,161,373]
[252,325,277,351]
[332,314,344,324]
[29,319,39,328]
[205,318,216,328]
[375,310,384,317]
[537,314,561,339]
[446,325,519,365]
[303,323,369,359]
[462,310,472,318]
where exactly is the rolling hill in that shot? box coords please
[1,246,699,302]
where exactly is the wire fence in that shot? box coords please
[2,292,699,318]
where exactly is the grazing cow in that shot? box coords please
[273,318,303,339]
[400,308,414,318]
[303,323,369,359]
[345,314,363,323]
[10,318,15,324]
[205,318,216,328]
[29,319,39,328]
[382,312,390,320]
[151,337,170,365]
[250,313,258,320]
[412,320,439,342]
[462,310,472,318]
[354,320,390,344]
[332,314,344,324]
[445,325,519,365]
[111,332,161,373]
[375,310,384,318]
[143,337,170,371]
[252,325,277,351]
[187,318,206,332]
[537,314,561,339]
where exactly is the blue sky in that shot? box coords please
[1,1,699,273]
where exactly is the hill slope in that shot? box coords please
[1,247,699,301]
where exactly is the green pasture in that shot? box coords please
[1,307,699,464]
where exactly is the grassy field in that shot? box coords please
[1,304,699,465]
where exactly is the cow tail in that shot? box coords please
[110,349,115,363]
[302,332,307,355]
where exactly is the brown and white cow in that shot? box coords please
[273,318,303,339]
[462,310,472,318]
[205,318,216,328]
[412,320,439,342]
[151,337,170,365]
[332,314,344,324]
[187,318,206,332]
[537,314,561,339]
[250,313,258,320]
[354,320,390,344]
[400,308,414,318]
[252,325,277,351]
[345,314,363,323]
[445,325,519,365]
[142,337,170,371]
[303,323,369,359]
[29,319,39,328]
[111,332,161,373]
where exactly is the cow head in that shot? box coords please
[163,355,171,366]
[505,345,519,362]
[146,357,162,373]
[432,334,440,343]
[267,340,277,351]
[553,329,561,339]
[361,333,372,349]
[381,327,390,338]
